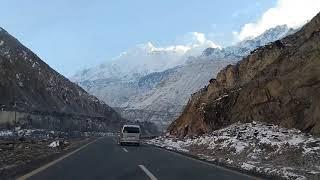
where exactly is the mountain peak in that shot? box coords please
[237,24,294,47]
[201,25,295,58]
[136,42,156,52]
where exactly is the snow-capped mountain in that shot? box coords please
[72,32,219,83]
[202,25,297,59]
[72,42,186,82]
[118,57,234,130]
[72,25,295,130]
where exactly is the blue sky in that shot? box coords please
[0,0,279,76]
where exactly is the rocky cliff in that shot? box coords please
[168,12,320,137]
[0,28,124,132]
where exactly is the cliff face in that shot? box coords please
[0,28,124,131]
[168,12,320,137]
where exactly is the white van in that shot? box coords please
[118,125,141,146]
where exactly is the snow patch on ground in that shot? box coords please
[0,128,116,140]
[241,162,255,170]
[147,122,320,179]
[0,130,13,136]
[48,141,60,148]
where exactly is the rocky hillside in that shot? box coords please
[149,122,320,179]
[168,12,320,137]
[0,27,124,132]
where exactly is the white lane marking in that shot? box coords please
[122,148,128,152]
[17,137,104,180]
[138,165,158,180]
[152,146,261,180]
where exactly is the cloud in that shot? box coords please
[191,32,206,44]
[110,32,219,71]
[183,32,220,56]
[234,0,320,41]
[178,32,219,49]
[134,32,220,56]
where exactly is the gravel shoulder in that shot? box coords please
[0,129,99,180]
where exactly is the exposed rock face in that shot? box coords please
[168,12,320,137]
[0,28,124,131]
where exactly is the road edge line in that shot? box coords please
[147,144,263,180]
[17,137,104,180]
[138,165,158,180]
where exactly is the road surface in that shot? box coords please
[21,137,259,180]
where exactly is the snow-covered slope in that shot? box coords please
[72,33,219,83]
[119,57,235,129]
[72,25,295,130]
[147,122,320,179]
[72,42,186,82]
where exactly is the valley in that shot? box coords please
[1,2,320,179]
[73,25,295,130]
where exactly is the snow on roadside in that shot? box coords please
[146,122,320,180]
[0,128,61,139]
[0,128,115,139]
[148,137,190,152]
[0,130,13,137]
[48,141,60,148]
[241,162,255,170]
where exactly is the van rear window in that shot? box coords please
[123,127,140,133]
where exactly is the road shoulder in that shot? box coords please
[144,143,273,180]
[12,137,99,180]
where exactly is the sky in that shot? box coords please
[1,0,319,77]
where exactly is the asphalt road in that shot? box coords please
[23,137,258,180]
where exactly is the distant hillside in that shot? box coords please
[168,12,320,137]
[0,27,124,132]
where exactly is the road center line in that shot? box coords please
[138,165,158,180]
[122,148,128,152]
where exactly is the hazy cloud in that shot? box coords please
[234,0,320,41]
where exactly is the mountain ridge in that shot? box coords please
[73,25,296,130]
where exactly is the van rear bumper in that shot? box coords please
[119,138,140,144]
